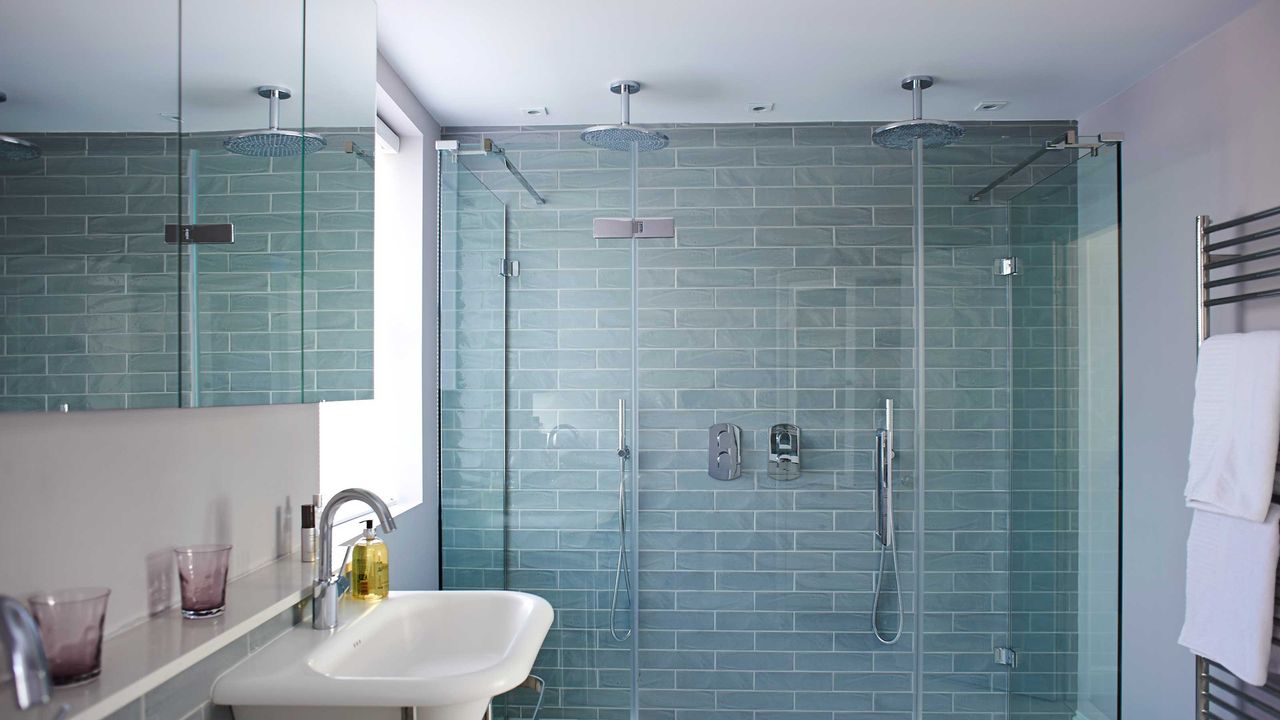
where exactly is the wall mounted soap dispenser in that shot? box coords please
[768,423,800,480]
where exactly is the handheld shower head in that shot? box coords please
[224,86,326,157]
[873,76,965,150]
[581,81,668,152]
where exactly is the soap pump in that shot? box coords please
[349,520,389,600]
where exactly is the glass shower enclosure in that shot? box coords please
[438,125,1120,720]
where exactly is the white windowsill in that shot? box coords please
[0,558,313,720]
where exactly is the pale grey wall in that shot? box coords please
[0,403,318,633]
[376,53,442,590]
[1079,1,1277,716]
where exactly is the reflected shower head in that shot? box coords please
[580,81,668,152]
[0,92,41,161]
[873,76,965,150]
[224,86,326,157]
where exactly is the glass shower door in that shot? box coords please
[438,152,508,593]
[1005,144,1120,720]
[437,144,638,720]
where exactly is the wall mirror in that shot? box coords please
[0,0,375,411]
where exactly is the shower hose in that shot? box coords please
[872,528,903,645]
[872,420,904,645]
[609,452,633,642]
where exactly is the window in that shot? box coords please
[318,86,424,533]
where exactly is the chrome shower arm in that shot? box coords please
[268,92,279,131]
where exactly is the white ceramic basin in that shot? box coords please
[213,591,554,720]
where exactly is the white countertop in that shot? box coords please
[0,558,314,720]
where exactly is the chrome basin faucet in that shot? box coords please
[0,595,51,710]
[313,488,397,630]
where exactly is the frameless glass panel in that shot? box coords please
[919,124,1079,720]
[495,142,637,720]
[438,151,508,593]
[437,140,641,719]
[0,1,180,411]
[180,0,305,406]
[1005,144,1120,720]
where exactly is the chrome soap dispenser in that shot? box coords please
[768,423,800,480]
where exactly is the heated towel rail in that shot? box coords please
[1195,203,1280,718]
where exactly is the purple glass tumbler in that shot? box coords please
[174,545,232,619]
[27,587,111,686]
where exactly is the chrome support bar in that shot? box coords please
[435,138,547,206]
[969,130,1122,202]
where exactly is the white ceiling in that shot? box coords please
[0,0,375,133]
[377,0,1256,127]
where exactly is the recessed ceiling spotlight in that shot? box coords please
[520,106,548,117]
[975,100,1009,112]
[748,102,774,114]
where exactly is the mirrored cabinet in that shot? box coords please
[0,0,376,411]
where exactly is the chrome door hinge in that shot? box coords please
[499,258,520,278]
[994,257,1019,277]
[994,646,1017,667]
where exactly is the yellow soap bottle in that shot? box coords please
[349,520,389,600]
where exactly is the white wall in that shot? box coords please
[0,404,317,634]
[372,54,442,590]
[1079,1,1279,716]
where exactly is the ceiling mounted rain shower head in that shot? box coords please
[873,76,965,150]
[0,92,42,162]
[580,80,669,152]
[224,86,327,157]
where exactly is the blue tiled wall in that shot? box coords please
[0,129,374,410]
[439,121,1077,720]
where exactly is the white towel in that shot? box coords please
[1185,332,1280,522]
[1180,504,1280,685]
